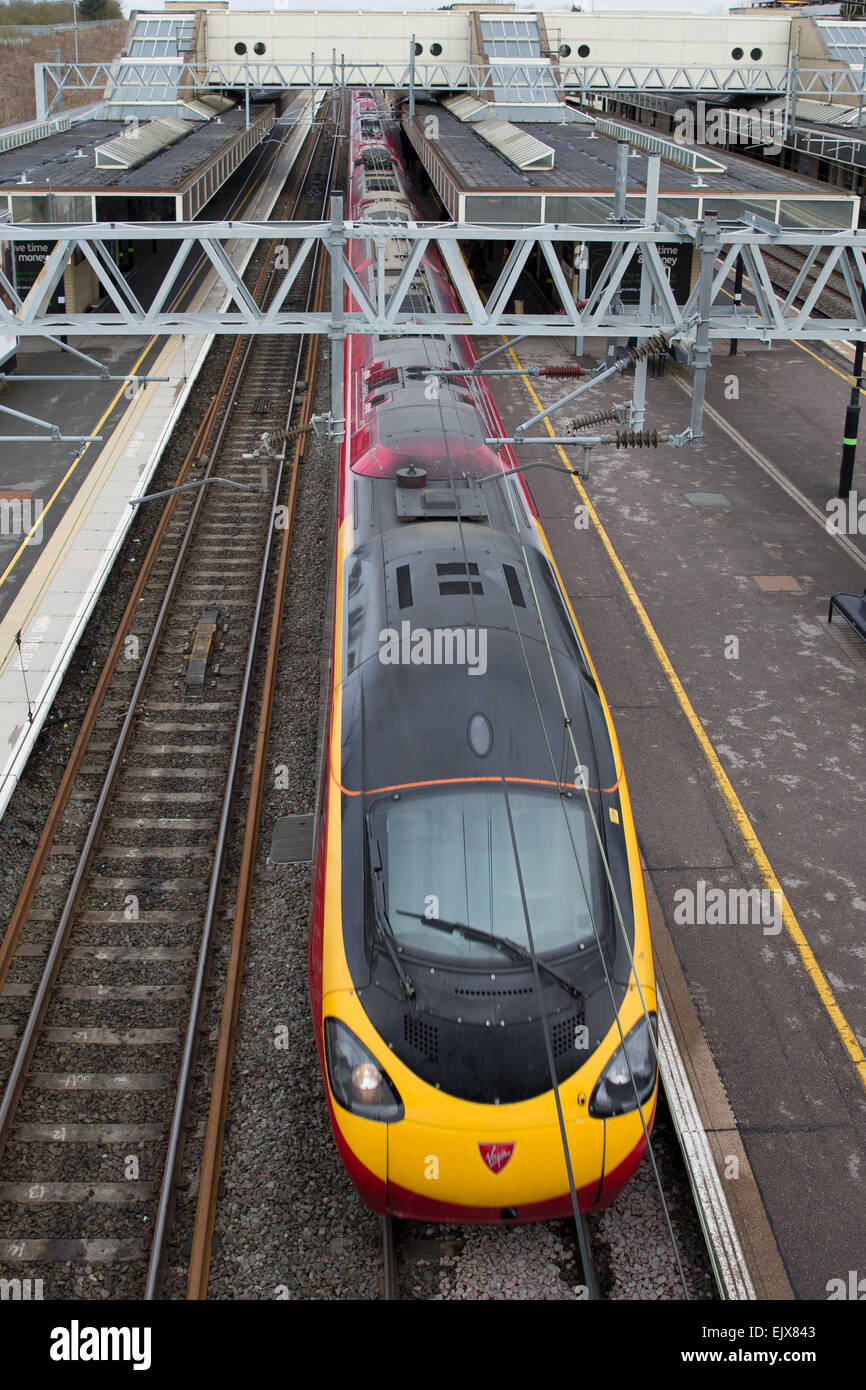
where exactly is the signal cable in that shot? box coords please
[370,105,601,1293]
[437,253,688,1290]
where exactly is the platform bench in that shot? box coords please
[828,588,866,644]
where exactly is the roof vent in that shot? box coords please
[437,561,482,596]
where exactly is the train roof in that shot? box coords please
[341,521,604,795]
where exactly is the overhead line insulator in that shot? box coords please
[567,407,618,433]
[615,429,659,449]
[624,331,672,366]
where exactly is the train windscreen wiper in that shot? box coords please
[372,841,415,999]
[395,910,583,1001]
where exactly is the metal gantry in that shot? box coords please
[31,58,866,121]
[4,197,866,448]
[3,213,866,345]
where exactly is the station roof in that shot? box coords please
[404,99,860,227]
[0,105,267,196]
[412,101,836,196]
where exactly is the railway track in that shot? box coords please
[0,94,343,1301]
[375,1092,713,1301]
[381,1210,600,1301]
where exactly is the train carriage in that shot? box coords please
[308,91,658,1222]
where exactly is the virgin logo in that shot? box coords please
[478,1142,515,1173]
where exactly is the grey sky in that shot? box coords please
[123,1,737,13]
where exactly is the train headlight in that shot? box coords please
[324,1018,404,1122]
[588,1013,657,1118]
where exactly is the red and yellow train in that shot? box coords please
[308,91,657,1222]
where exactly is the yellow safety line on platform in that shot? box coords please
[509,345,866,1093]
[0,338,156,593]
[794,338,865,391]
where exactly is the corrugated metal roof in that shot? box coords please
[443,95,490,122]
[474,117,554,170]
[763,96,863,127]
[95,116,192,170]
[442,96,554,169]
[179,95,234,120]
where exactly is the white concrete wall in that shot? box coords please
[554,14,791,69]
[201,10,793,71]
[206,10,469,66]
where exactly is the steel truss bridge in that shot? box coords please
[32,58,866,121]
[3,198,866,446]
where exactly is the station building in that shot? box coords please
[1,2,865,316]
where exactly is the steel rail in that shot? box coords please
[382,1217,397,1301]
[0,292,270,1167]
[0,391,219,1004]
[0,109,328,1256]
[148,96,342,1301]
[185,208,331,1304]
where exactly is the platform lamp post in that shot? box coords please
[838,287,866,499]
[729,254,744,356]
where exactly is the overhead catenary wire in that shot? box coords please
[457,269,688,1291]
[482,354,690,1291]
[431,374,601,1297]
[352,106,600,1293]
[353,96,687,1297]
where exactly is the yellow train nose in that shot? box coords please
[386,1106,606,1217]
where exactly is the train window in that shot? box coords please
[539,557,595,680]
[234,42,247,55]
[732,47,744,60]
[430,42,442,57]
[371,788,604,960]
[560,44,571,58]
[254,42,266,55]
[366,366,399,390]
[751,48,763,61]
[578,44,590,58]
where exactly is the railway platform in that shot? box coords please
[0,101,315,820]
[486,325,866,1299]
